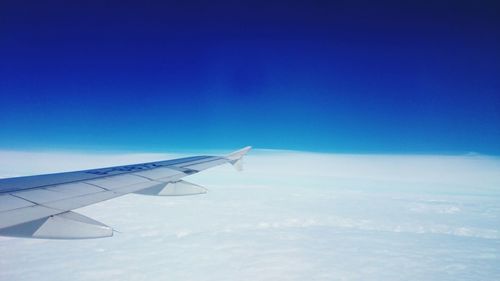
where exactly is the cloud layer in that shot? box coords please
[0,150,499,280]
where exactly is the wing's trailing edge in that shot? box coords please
[0,147,251,239]
[133,180,208,196]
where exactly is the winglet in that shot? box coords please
[225,146,252,171]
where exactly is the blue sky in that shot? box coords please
[1,0,499,154]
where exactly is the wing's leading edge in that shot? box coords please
[0,147,251,239]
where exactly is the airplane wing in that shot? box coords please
[0,146,251,239]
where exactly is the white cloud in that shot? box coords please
[0,149,499,281]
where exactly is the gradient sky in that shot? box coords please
[1,0,499,154]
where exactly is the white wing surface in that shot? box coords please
[0,146,251,239]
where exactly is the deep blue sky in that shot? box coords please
[1,0,499,154]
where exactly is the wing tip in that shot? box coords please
[225,146,252,171]
[226,146,252,161]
